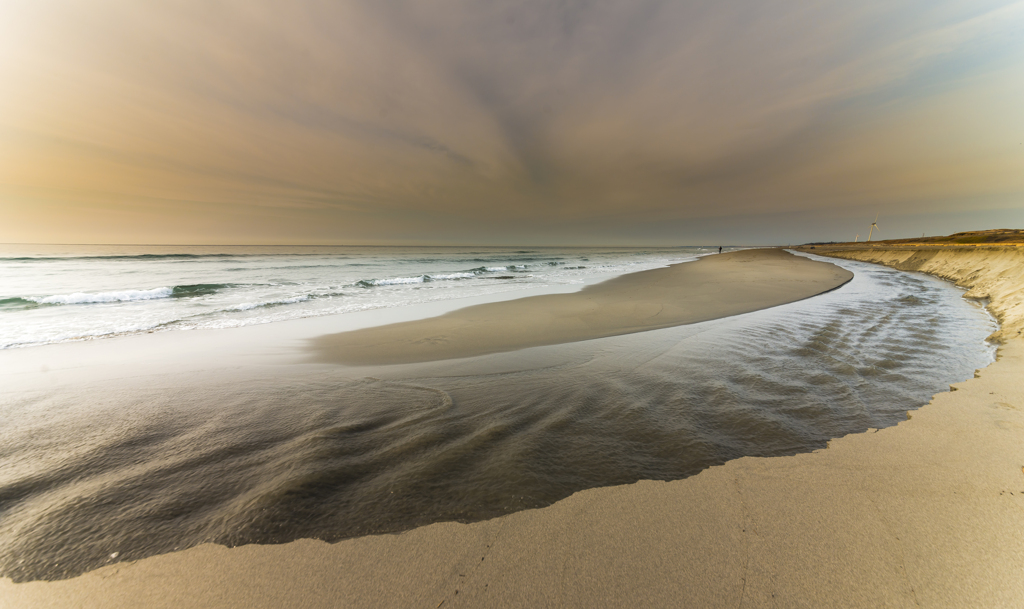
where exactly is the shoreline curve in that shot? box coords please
[6,246,1021,607]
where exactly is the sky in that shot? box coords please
[1,0,1023,246]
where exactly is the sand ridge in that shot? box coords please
[311,248,853,365]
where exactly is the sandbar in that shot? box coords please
[311,248,853,365]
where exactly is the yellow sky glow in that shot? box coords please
[2,0,1023,244]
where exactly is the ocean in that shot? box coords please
[0,244,718,349]
[0,245,998,582]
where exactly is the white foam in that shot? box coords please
[30,287,173,305]
[428,272,475,280]
[231,295,309,311]
[365,276,426,286]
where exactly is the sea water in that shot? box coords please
[0,244,718,349]
[0,247,998,582]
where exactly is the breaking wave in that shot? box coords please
[356,276,427,287]
[28,287,174,305]
[171,283,235,298]
[356,270,496,287]
[15,284,237,306]
[230,295,311,311]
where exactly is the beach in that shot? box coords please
[7,0,1023,604]
[2,246,1021,607]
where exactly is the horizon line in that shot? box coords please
[0,242,766,248]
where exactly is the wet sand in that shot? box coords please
[312,248,853,365]
[4,347,1022,607]
[3,247,1023,607]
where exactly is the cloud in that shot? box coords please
[1,0,1022,244]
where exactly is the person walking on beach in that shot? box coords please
[719,246,722,254]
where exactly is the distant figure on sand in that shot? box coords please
[719,246,722,254]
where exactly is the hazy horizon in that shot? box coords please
[3,1,1023,245]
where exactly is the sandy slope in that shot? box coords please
[802,245,1023,342]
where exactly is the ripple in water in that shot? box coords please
[0,255,996,581]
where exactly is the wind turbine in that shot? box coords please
[867,213,880,241]
[854,234,859,242]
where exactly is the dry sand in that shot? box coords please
[312,248,853,365]
[3,247,1024,608]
